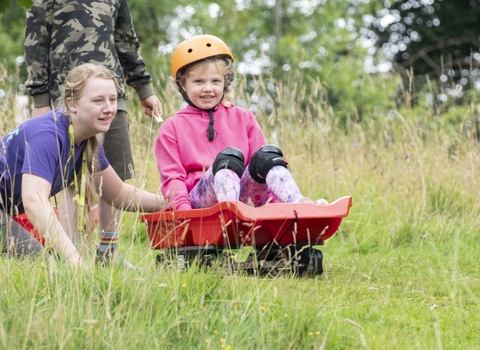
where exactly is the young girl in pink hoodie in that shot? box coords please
[155,35,327,211]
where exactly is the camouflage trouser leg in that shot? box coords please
[0,209,44,258]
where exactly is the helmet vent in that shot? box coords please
[206,43,212,47]
[188,48,193,53]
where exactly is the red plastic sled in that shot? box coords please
[14,213,46,245]
[140,196,352,275]
[141,196,352,250]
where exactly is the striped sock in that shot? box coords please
[98,231,119,253]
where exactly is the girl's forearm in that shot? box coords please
[25,202,82,266]
[112,183,166,213]
[98,166,167,213]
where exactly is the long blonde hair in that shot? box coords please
[62,63,118,236]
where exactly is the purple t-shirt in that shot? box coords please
[0,109,109,214]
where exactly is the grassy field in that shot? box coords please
[1,68,480,349]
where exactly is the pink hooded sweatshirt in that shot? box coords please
[155,104,267,210]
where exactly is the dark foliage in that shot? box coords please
[368,0,480,95]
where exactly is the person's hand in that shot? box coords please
[140,95,163,122]
[34,106,52,117]
[61,246,84,268]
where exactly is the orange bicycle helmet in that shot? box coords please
[171,34,234,79]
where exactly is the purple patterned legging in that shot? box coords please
[189,165,304,209]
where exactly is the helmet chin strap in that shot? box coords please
[207,109,215,141]
[176,74,234,142]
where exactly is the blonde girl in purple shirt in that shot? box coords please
[0,64,166,266]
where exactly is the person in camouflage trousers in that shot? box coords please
[24,0,163,267]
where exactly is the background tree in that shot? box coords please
[365,0,480,105]
[128,0,393,123]
[0,0,30,11]
[0,0,28,72]
[0,0,399,126]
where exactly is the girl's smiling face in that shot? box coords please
[68,77,117,142]
[181,61,225,109]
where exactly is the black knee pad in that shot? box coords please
[248,144,288,183]
[212,147,245,178]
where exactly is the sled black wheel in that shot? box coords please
[309,249,323,275]
[292,247,310,277]
[154,250,187,271]
[155,253,165,266]
[292,247,324,276]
